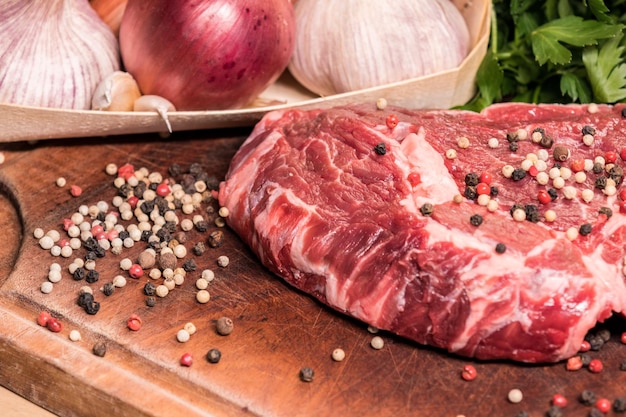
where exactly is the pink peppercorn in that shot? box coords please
[605,150,618,164]
[70,185,82,197]
[461,364,477,381]
[91,224,104,236]
[621,332,626,344]
[127,195,139,209]
[620,147,626,161]
[47,318,63,333]
[128,264,144,279]
[156,183,171,197]
[106,230,119,241]
[127,314,142,331]
[566,356,583,371]
[180,353,193,367]
[596,398,611,413]
[580,340,591,352]
[620,201,626,214]
[117,163,135,180]
[37,311,52,327]
[551,393,567,408]
[59,239,70,248]
[479,172,492,185]
[386,114,399,129]
[528,165,539,177]
[588,359,603,373]
[63,218,74,231]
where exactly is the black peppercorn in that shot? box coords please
[73,267,86,281]
[84,301,101,315]
[206,348,222,364]
[609,165,624,185]
[464,172,479,186]
[140,200,155,215]
[143,282,157,296]
[118,183,132,198]
[489,186,499,197]
[102,282,115,296]
[579,223,593,236]
[77,292,94,308]
[419,203,434,216]
[599,206,613,219]
[84,251,97,261]
[613,397,626,412]
[464,186,477,200]
[193,242,207,256]
[525,204,540,223]
[589,407,604,417]
[509,141,519,152]
[299,366,314,382]
[86,269,100,284]
[580,390,596,406]
[553,145,569,161]
[183,259,197,272]
[208,230,225,248]
[195,220,209,232]
[118,230,130,240]
[597,328,611,342]
[469,214,483,226]
[145,296,156,307]
[546,405,563,417]
[511,168,526,181]
[506,132,519,143]
[92,342,107,357]
[140,230,152,242]
[374,143,387,155]
[580,352,592,366]
[593,162,604,174]
[495,243,506,254]
[622,107,626,118]
[540,134,554,148]
[133,181,146,198]
[582,125,596,135]
[595,176,607,190]
[169,163,182,177]
[547,188,558,201]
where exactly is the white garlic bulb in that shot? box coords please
[0,0,120,109]
[288,0,471,97]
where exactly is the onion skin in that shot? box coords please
[119,0,296,111]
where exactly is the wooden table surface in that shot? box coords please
[1,129,626,417]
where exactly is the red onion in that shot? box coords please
[119,0,295,111]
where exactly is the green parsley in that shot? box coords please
[462,0,626,111]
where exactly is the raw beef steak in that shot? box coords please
[218,102,626,363]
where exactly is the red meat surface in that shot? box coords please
[219,102,626,363]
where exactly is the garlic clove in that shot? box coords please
[92,71,142,111]
[288,0,471,97]
[133,95,177,133]
[89,0,128,37]
[0,0,120,110]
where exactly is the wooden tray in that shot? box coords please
[0,0,490,142]
[1,130,625,417]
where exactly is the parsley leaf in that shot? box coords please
[531,16,622,65]
[583,34,626,101]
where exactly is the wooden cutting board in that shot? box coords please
[1,129,625,417]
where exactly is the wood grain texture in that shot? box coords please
[0,130,625,417]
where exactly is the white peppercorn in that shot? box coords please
[196,290,210,303]
[370,336,384,350]
[216,256,229,268]
[40,281,53,294]
[176,329,191,343]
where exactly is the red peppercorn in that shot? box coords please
[156,183,171,197]
[106,230,119,241]
[476,182,490,195]
[620,201,626,214]
[605,150,618,164]
[621,332,626,344]
[620,188,626,201]
[566,356,583,371]
[621,147,626,161]
[537,190,552,205]
[70,185,82,197]
[63,218,74,231]
[117,163,135,180]
[588,358,603,373]
[58,239,70,248]
[91,224,104,236]
[127,195,139,209]
[386,114,399,129]
[528,165,539,177]
[47,318,63,333]
[180,353,193,367]
[37,311,52,327]
[479,172,492,185]
[596,398,611,413]
[461,364,477,381]
[128,264,144,279]
[580,340,591,352]
[570,159,585,173]
[408,173,421,187]
[127,314,142,331]
[552,393,567,408]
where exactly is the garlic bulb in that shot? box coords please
[288,0,471,97]
[0,0,120,110]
